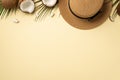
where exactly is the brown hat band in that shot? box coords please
[68,0,102,20]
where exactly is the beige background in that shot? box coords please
[0,9,120,80]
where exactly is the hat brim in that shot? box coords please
[59,0,112,30]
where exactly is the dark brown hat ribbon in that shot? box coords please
[68,0,102,20]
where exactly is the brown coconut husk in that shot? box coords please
[1,0,19,9]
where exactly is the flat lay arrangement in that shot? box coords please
[0,0,120,29]
[1,1,120,80]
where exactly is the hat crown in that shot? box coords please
[70,0,104,18]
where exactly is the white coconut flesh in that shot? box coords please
[42,0,57,7]
[20,0,35,13]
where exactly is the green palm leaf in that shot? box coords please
[109,0,120,22]
[0,0,17,19]
[34,0,58,21]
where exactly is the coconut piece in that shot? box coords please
[1,0,18,9]
[20,0,35,13]
[42,0,57,7]
[13,19,20,23]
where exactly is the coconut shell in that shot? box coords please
[117,3,120,16]
[18,0,23,4]
[1,0,18,9]
[18,0,24,6]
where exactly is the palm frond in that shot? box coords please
[34,0,58,21]
[109,0,120,22]
[0,1,17,19]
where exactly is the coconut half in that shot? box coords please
[42,0,57,7]
[20,0,35,13]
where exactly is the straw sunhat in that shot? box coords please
[59,0,112,29]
